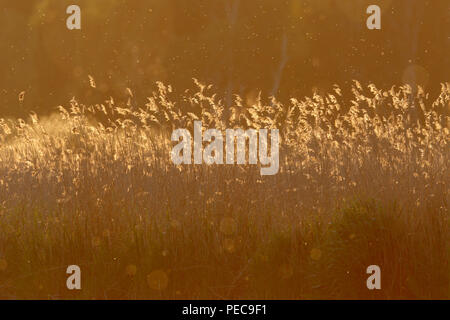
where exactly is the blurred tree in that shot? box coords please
[0,0,448,116]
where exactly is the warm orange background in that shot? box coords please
[1,0,448,116]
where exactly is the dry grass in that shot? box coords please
[0,80,448,299]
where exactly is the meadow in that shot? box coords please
[0,80,448,299]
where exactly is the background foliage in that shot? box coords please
[1,0,448,116]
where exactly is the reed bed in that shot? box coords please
[0,80,448,299]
